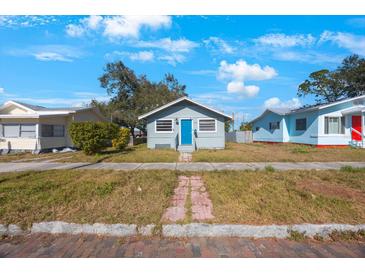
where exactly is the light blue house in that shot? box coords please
[138,97,232,151]
[250,95,365,148]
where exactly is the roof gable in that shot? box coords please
[138,97,232,120]
[0,101,35,114]
[249,108,286,124]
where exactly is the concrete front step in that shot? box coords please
[178,145,195,152]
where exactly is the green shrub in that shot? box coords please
[69,121,119,155]
[112,128,131,151]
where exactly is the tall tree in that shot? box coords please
[98,61,187,136]
[297,69,346,103]
[337,54,365,98]
[298,54,365,103]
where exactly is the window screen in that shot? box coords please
[156,120,173,132]
[42,125,53,137]
[20,124,36,138]
[324,117,345,134]
[42,125,65,137]
[296,118,307,131]
[199,119,216,132]
[3,124,20,138]
[53,125,65,137]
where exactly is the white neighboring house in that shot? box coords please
[0,100,107,154]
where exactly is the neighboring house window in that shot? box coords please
[20,124,36,138]
[42,125,65,137]
[255,127,260,131]
[269,121,280,130]
[324,117,345,134]
[3,124,20,138]
[155,119,173,133]
[198,119,216,132]
[296,118,307,131]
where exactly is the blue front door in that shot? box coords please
[181,119,192,145]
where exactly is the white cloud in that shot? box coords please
[85,15,103,30]
[218,60,277,81]
[33,52,72,62]
[65,16,103,37]
[103,15,171,39]
[65,24,85,37]
[66,15,171,39]
[319,31,365,55]
[11,91,110,108]
[129,51,154,62]
[7,45,83,62]
[136,38,198,65]
[203,37,235,54]
[273,50,344,64]
[255,33,316,47]
[105,50,154,62]
[159,53,186,66]
[0,16,57,28]
[0,87,4,94]
[185,69,216,76]
[217,59,277,97]
[264,97,301,109]
[226,81,259,97]
[137,38,199,53]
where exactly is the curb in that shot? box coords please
[1,222,364,239]
[162,224,289,238]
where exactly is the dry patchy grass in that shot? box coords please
[200,169,365,224]
[0,144,179,163]
[0,169,178,228]
[193,142,365,162]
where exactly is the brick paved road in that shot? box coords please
[0,234,364,257]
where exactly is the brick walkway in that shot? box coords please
[178,152,192,162]
[0,234,364,257]
[162,176,214,222]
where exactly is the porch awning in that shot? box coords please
[341,106,365,115]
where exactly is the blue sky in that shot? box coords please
[1,15,365,126]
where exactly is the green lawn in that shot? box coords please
[0,169,177,228]
[193,142,365,162]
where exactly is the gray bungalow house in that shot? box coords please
[138,97,232,152]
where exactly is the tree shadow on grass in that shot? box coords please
[95,146,137,163]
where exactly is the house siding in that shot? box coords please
[146,101,226,149]
[287,110,319,145]
[0,104,106,152]
[252,97,365,146]
[252,111,286,143]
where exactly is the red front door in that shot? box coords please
[352,116,362,141]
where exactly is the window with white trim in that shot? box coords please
[20,124,36,138]
[155,119,173,132]
[198,119,216,132]
[1,124,36,138]
[3,124,20,138]
[324,117,345,134]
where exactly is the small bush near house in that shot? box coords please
[69,121,119,155]
[112,128,131,151]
